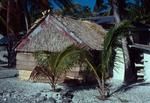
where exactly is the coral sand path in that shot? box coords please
[0,68,150,103]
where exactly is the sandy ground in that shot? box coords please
[0,69,150,103]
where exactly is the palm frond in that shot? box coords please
[54,45,81,68]
[102,21,131,75]
[31,45,86,90]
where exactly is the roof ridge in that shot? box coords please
[52,15,83,44]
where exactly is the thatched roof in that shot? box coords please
[16,15,106,52]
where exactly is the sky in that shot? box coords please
[51,0,97,11]
[52,0,136,11]
[73,0,136,10]
[73,0,96,11]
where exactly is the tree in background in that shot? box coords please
[142,0,150,14]
[0,0,78,67]
[94,0,104,12]
[0,0,24,67]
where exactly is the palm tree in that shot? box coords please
[109,0,133,83]
[117,0,126,19]
[109,0,120,23]
[115,0,150,83]
[30,45,86,91]
[0,0,74,67]
[86,21,131,100]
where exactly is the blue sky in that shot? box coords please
[51,0,97,11]
[73,0,135,10]
[52,0,136,11]
[73,0,96,11]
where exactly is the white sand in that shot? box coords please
[1,58,150,103]
[0,69,150,103]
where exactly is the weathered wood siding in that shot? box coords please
[18,70,32,80]
[16,53,36,70]
[16,52,85,81]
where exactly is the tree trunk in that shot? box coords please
[110,0,120,23]
[111,0,137,84]
[85,59,107,100]
[51,76,56,91]
[142,0,150,13]
[94,0,103,12]
[117,0,126,19]
[6,0,17,67]
[51,83,56,91]
[122,37,131,83]
[6,0,11,67]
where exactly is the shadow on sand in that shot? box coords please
[109,82,150,96]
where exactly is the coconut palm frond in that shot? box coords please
[54,45,82,69]
[126,7,141,21]
[104,21,130,50]
[102,21,131,71]
[34,51,50,66]
[30,66,53,82]
[86,21,132,99]
[50,46,81,78]
[31,45,85,91]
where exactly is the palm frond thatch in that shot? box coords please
[16,15,106,52]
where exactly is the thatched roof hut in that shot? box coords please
[15,15,106,81]
[16,15,106,52]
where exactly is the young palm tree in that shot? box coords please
[86,21,131,100]
[30,45,86,91]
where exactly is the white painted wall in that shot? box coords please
[113,48,125,81]
[108,48,150,83]
[144,53,150,82]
